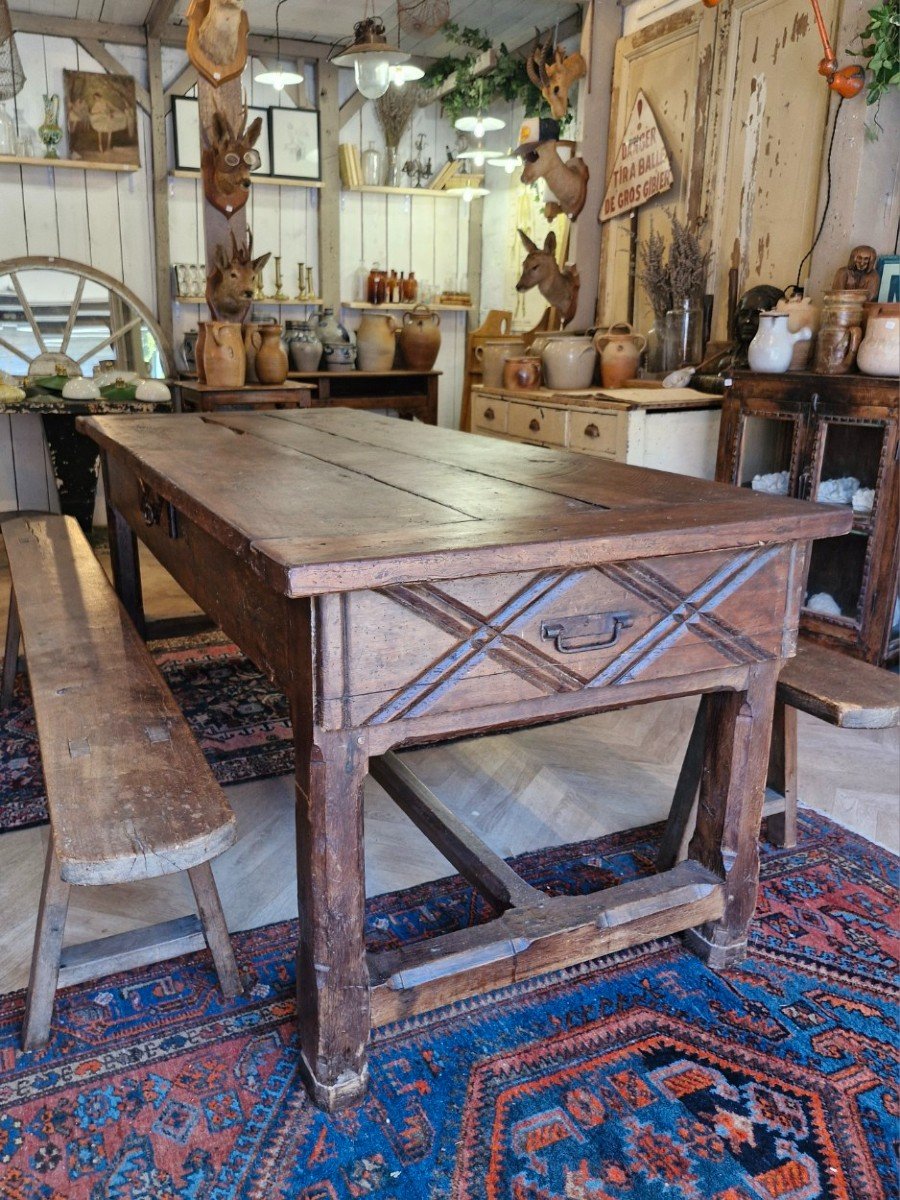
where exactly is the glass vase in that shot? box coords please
[385,146,401,188]
[663,299,704,371]
[644,320,666,374]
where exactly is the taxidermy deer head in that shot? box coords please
[201,104,263,217]
[516,229,580,327]
[527,33,586,120]
[187,0,249,86]
[520,141,589,221]
[206,228,271,321]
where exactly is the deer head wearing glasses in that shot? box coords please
[526,33,586,120]
[201,104,263,216]
[520,141,589,222]
[516,229,580,327]
[207,228,271,321]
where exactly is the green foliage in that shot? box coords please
[419,22,570,127]
[849,2,900,134]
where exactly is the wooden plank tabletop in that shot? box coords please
[78,410,851,597]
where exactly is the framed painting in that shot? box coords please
[64,70,140,166]
[269,107,320,181]
[877,255,899,304]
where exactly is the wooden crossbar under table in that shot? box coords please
[77,408,850,1111]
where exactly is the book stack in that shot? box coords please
[339,144,362,188]
[428,159,462,191]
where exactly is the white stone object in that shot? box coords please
[62,377,101,400]
[806,592,842,617]
[816,476,859,505]
[751,470,790,494]
[135,380,172,401]
[851,487,875,514]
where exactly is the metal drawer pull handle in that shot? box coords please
[529,417,541,432]
[483,407,495,420]
[541,611,634,653]
[584,423,600,438]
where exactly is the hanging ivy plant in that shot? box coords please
[419,22,572,128]
[848,2,900,135]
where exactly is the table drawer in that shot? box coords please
[508,402,567,446]
[568,412,620,458]
[472,394,508,433]
[323,543,799,728]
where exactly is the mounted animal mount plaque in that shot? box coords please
[186,0,249,87]
[527,32,586,120]
[201,104,263,217]
[207,228,271,322]
[521,141,589,222]
[516,229,580,327]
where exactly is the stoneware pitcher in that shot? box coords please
[774,292,819,369]
[475,338,527,386]
[356,312,397,372]
[398,304,441,371]
[255,325,289,385]
[594,322,646,388]
[542,336,597,389]
[242,323,263,383]
[748,311,811,373]
[203,321,245,388]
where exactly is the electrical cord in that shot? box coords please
[795,95,844,290]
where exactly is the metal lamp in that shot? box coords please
[331,17,409,101]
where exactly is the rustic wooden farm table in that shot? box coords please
[78,408,850,1110]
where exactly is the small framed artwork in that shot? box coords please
[269,107,320,181]
[172,97,200,170]
[64,70,140,166]
[248,106,271,175]
[877,255,899,304]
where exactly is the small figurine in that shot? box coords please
[516,229,580,327]
[832,245,880,300]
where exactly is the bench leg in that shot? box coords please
[656,696,708,871]
[1,588,21,710]
[187,862,243,998]
[765,700,799,848]
[23,843,71,1050]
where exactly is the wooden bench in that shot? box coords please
[1,514,243,1050]
[658,637,900,869]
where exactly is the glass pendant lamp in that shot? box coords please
[331,14,408,101]
[254,0,304,91]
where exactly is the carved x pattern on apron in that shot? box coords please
[368,546,779,724]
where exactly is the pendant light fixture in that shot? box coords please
[456,142,502,169]
[390,63,424,86]
[331,13,409,101]
[453,78,505,138]
[254,0,304,91]
[486,149,520,175]
[460,185,489,202]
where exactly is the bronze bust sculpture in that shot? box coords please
[832,246,880,301]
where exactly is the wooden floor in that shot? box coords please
[0,539,896,994]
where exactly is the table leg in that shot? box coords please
[293,722,371,1110]
[101,458,145,638]
[424,373,438,425]
[683,661,780,969]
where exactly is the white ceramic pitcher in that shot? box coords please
[748,311,812,373]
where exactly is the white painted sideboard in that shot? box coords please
[469,385,722,479]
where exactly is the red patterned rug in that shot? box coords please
[0,812,896,1199]
[0,634,293,834]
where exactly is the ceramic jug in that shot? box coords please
[502,356,542,391]
[255,325,289,385]
[594,322,646,388]
[288,321,323,372]
[356,312,397,372]
[748,312,811,373]
[243,323,263,383]
[475,338,526,387]
[195,322,208,383]
[398,305,441,370]
[813,290,866,374]
[857,304,900,377]
[774,292,819,369]
[542,336,597,389]
[203,321,245,387]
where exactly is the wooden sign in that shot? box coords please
[599,91,673,222]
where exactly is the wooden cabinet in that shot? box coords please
[716,372,899,665]
[470,385,722,479]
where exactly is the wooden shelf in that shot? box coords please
[343,184,475,200]
[341,301,472,312]
[171,170,323,189]
[0,154,139,173]
[174,297,324,306]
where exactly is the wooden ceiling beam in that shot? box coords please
[10,11,146,46]
[145,0,179,39]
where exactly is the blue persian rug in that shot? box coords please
[0,811,896,1198]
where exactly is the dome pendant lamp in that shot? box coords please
[331,14,409,101]
[254,0,304,91]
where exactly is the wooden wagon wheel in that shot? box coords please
[0,256,173,378]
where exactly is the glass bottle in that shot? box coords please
[388,270,399,304]
[663,298,704,371]
[360,141,384,187]
[366,263,382,305]
[404,271,418,303]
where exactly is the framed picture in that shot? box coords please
[172,97,200,170]
[877,255,899,304]
[269,107,320,181]
[64,70,140,166]
[249,106,271,176]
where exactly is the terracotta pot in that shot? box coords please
[202,321,245,387]
[255,325,289,385]
[195,322,208,383]
[399,304,441,370]
[857,304,900,377]
[541,336,596,389]
[356,312,397,372]
[475,338,526,386]
[502,356,542,390]
[594,322,646,388]
[243,323,263,383]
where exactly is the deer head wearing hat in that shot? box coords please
[516,229,580,327]
[527,32,587,120]
[520,141,589,222]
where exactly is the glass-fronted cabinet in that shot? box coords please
[716,373,898,665]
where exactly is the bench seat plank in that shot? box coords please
[779,639,899,729]
[3,515,236,886]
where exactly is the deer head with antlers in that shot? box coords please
[206,228,271,322]
[526,32,586,120]
[201,103,263,217]
[516,229,580,327]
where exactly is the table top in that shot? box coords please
[179,380,313,394]
[78,409,850,599]
[0,394,170,415]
